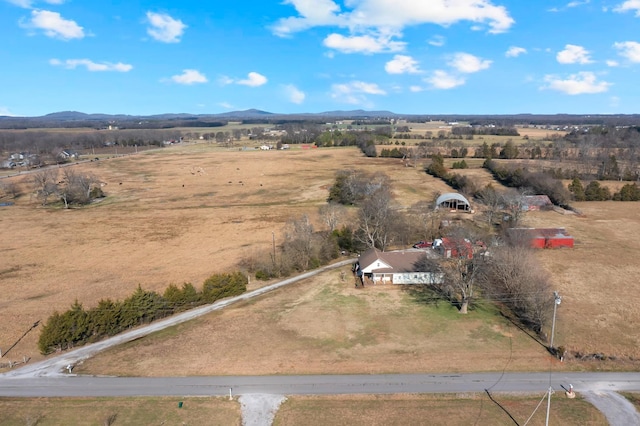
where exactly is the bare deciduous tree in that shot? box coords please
[31,168,59,206]
[477,184,503,227]
[440,226,488,314]
[59,168,98,208]
[502,188,529,227]
[479,245,553,333]
[355,185,398,250]
[319,202,346,232]
[407,200,443,242]
[0,179,21,199]
[282,214,315,271]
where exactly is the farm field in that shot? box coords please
[0,394,606,426]
[0,144,442,368]
[1,143,639,377]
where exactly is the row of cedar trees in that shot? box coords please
[37,272,248,355]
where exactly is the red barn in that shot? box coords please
[507,228,574,249]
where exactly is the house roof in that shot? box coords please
[436,192,470,207]
[439,237,473,250]
[359,248,437,273]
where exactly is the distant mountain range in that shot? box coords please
[7,109,399,121]
[1,109,640,129]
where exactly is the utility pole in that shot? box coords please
[545,385,555,426]
[271,231,276,270]
[550,291,562,350]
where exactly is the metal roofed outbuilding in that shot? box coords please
[435,192,472,212]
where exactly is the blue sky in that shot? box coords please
[1,0,640,116]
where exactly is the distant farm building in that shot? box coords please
[507,228,574,249]
[357,248,443,285]
[521,195,553,211]
[435,192,472,213]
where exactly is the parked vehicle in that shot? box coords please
[412,241,433,249]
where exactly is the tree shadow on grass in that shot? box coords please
[485,389,521,425]
[403,285,465,312]
[497,310,549,352]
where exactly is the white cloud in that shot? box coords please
[271,0,343,37]
[428,35,446,47]
[50,58,133,72]
[542,72,611,94]
[6,0,32,7]
[219,73,270,87]
[323,33,405,54]
[606,59,620,66]
[44,0,65,4]
[548,0,589,12]
[385,55,421,74]
[219,102,234,109]
[506,46,527,57]
[21,10,84,40]
[425,70,465,89]
[237,72,268,87]
[556,44,593,64]
[567,0,590,7]
[273,0,514,36]
[273,0,513,56]
[283,84,306,104]
[218,75,234,86]
[614,41,640,62]
[146,12,186,43]
[409,85,424,92]
[448,52,491,73]
[614,1,640,16]
[330,81,386,105]
[170,69,207,85]
[0,106,17,116]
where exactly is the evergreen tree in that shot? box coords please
[613,183,640,201]
[568,177,586,201]
[88,298,123,341]
[584,181,611,201]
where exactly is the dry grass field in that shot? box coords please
[274,394,606,426]
[1,143,640,378]
[0,145,442,368]
[0,396,240,425]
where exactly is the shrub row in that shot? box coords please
[483,159,571,207]
[37,272,247,355]
[568,177,640,201]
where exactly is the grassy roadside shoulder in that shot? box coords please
[0,396,240,426]
[274,393,607,426]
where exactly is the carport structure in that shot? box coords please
[435,192,471,212]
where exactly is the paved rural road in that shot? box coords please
[2,260,639,424]
[2,372,640,398]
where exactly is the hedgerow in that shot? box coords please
[38,272,247,355]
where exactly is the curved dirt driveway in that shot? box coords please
[0,259,354,379]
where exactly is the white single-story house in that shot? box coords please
[357,248,444,285]
[59,149,79,160]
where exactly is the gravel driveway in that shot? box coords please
[239,394,286,426]
[582,390,640,426]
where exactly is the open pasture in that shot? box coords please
[1,143,639,376]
